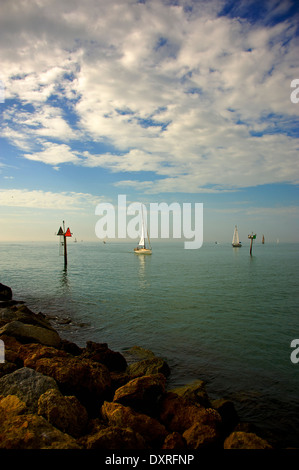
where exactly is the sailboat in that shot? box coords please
[134,205,152,255]
[232,225,242,247]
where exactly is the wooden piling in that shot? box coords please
[57,221,72,268]
[63,221,67,268]
[248,233,256,256]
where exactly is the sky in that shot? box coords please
[0,0,299,244]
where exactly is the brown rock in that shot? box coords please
[1,339,21,363]
[81,341,127,371]
[125,345,157,360]
[0,284,12,301]
[38,388,88,437]
[1,304,55,331]
[84,425,146,449]
[0,367,58,413]
[211,398,239,435]
[29,355,111,409]
[171,380,211,408]
[113,373,166,414]
[182,421,220,449]
[0,413,80,449]
[60,339,82,356]
[110,371,131,391]
[125,346,170,378]
[127,358,170,379]
[224,431,273,449]
[162,432,186,449]
[0,321,61,347]
[0,395,28,422]
[159,392,222,434]
[0,361,19,378]
[20,343,68,366]
[102,401,167,447]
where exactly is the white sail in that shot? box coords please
[138,222,145,247]
[232,225,240,245]
[134,204,152,254]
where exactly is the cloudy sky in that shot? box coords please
[0,0,298,243]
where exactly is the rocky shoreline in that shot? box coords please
[0,282,274,450]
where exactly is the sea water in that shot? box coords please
[0,240,298,447]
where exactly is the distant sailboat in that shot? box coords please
[232,225,242,247]
[262,235,265,244]
[134,205,152,255]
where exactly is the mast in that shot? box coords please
[139,204,146,248]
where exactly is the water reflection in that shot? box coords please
[137,254,151,290]
[60,267,70,292]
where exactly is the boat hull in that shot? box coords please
[232,244,242,248]
[134,248,152,255]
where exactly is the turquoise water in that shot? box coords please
[0,240,298,447]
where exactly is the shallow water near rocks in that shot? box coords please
[1,240,298,448]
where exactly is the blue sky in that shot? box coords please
[0,0,298,243]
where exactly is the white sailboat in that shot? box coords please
[232,225,242,247]
[134,206,152,255]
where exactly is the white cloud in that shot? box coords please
[0,0,298,193]
[23,142,82,166]
[0,189,99,209]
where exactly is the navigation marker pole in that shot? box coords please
[57,221,72,268]
[248,232,256,256]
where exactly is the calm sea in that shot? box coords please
[0,240,298,448]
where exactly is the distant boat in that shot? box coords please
[262,235,265,244]
[74,238,77,243]
[134,205,152,255]
[232,225,242,247]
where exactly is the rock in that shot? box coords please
[0,413,80,449]
[0,300,24,308]
[0,395,28,421]
[127,358,170,378]
[27,355,111,410]
[84,425,146,449]
[81,341,127,371]
[211,398,239,436]
[159,392,222,435]
[234,421,261,434]
[162,432,186,449]
[0,335,23,377]
[110,371,131,391]
[0,307,17,323]
[171,380,211,408]
[0,321,61,347]
[224,431,273,449]
[0,367,58,413]
[1,304,55,331]
[20,342,68,366]
[113,373,166,414]
[38,388,88,437]
[125,346,170,378]
[182,421,220,449]
[0,284,12,301]
[125,346,157,360]
[60,339,82,356]
[102,401,167,447]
